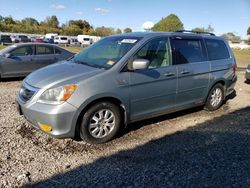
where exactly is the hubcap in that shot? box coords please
[210,88,222,107]
[89,109,115,138]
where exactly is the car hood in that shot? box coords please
[25,60,105,88]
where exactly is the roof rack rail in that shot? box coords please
[176,30,215,36]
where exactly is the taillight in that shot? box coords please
[232,57,237,73]
[232,63,237,73]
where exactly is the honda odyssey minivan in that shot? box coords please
[16,31,237,144]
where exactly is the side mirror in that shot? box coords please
[132,59,150,70]
[4,53,11,58]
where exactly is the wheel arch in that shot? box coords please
[206,79,226,102]
[73,96,128,140]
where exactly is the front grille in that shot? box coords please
[19,83,38,103]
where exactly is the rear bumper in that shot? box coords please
[245,69,250,80]
[225,74,237,96]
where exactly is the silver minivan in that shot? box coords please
[16,31,237,144]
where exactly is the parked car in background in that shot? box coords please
[69,38,80,46]
[0,43,74,78]
[18,35,31,43]
[77,35,93,46]
[44,38,54,44]
[246,64,250,83]
[54,36,69,44]
[16,31,237,144]
[29,37,37,43]
[0,35,12,44]
[33,38,46,43]
[45,33,58,39]
[10,35,19,43]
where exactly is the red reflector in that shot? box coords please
[232,63,237,73]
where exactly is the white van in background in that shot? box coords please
[45,33,58,39]
[54,36,69,44]
[77,35,92,46]
[77,35,101,46]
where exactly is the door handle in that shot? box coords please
[164,72,175,77]
[180,70,190,74]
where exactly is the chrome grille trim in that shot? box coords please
[19,82,39,103]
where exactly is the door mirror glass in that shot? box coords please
[4,53,11,58]
[132,59,149,70]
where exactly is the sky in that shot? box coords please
[0,0,249,39]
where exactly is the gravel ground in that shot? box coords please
[0,72,249,187]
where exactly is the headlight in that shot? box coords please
[38,84,77,105]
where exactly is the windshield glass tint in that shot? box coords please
[73,36,141,69]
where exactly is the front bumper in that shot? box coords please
[16,94,78,139]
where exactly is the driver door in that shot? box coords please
[129,37,177,121]
[1,45,35,77]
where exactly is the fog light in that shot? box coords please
[38,123,52,132]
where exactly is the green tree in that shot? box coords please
[68,19,92,33]
[192,25,214,33]
[123,27,132,33]
[247,27,250,45]
[206,24,214,33]
[192,27,206,32]
[95,26,115,36]
[221,32,241,43]
[63,25,82,36]
[152,14,184,32]
[21,17,39,26]
[3,16,15,25]
[42,15,59,28]
[115,28,122,34]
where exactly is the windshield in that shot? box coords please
[73,36,141,69]
[0,45,16,56]
[19,35,28,39]
[1,35,10,39]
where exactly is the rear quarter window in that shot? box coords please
[205,39,230,60]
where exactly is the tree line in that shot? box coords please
[0,15,133,36]
[0,14,249,43]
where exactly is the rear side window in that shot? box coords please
[37,45,54,55]
[61,37,67,40]
[171,39,204,64]
[205,39,230,60]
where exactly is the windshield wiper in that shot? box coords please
[74,60,102,69]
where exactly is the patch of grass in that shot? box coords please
[0,45,5,50]
[233,49,250,68]
[62,46,83,53]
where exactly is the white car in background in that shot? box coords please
[77,35,92,46]
[54,36,69,44]
[77,35,101,46]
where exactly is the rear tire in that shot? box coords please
[80,102,121,144]
[205,83,224,111]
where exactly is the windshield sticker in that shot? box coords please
[121,39,137,44]
[107,60,115,66]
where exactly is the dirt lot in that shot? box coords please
[0,71,249,187]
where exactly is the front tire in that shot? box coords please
[80,102,121,144]
[205,83,224,111]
